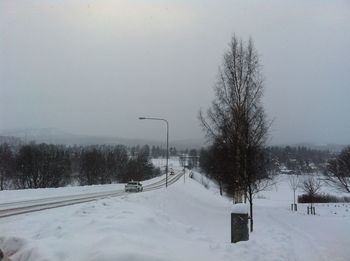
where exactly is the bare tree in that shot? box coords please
[289,172,300,206]
[301,175,322,208]
[79,148,106,185]
[324,146,350,193]
[199,35,271,232]
[15,144,71,189]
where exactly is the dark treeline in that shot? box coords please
[266,146,333,173]
[0,143,160,190]
[179,149,199,169]
[129,145,178,158]
[199,146,274,197]
[149,146,178,158]
[199,146,333,182]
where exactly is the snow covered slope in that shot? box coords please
[0,172,349,261]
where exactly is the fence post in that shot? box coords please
[291,204,297,211]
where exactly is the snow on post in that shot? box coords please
[231,203,249,214]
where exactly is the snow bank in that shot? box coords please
[189,170,221,194]
[0,237,51,261]
[0,171,349,261]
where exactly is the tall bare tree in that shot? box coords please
[324,146,350,193]
[199,35,271,232]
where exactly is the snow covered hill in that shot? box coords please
[0,172,349,261]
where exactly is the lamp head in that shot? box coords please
[138,117,146,120]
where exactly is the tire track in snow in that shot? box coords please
[265,208,327,261]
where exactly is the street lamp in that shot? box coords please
[138,116,169,188]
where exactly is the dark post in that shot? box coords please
[231,213,249,243]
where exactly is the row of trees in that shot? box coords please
[200,143,350,206]
[179,149,199,169]
[324,146,350,193]
[267,146,333,173]
[287,146,350,205]
[130,145,178,159]
[0,143,160,190]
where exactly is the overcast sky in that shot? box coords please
[1,0,349,145]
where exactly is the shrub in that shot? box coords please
[298,193,350,203]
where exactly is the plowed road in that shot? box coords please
[0,172,184,218]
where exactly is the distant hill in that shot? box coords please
[271,142,346,152]
[1,128,346,152]
[0,128,205,150]
[0,135,22,146]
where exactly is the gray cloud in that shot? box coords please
[1,0,349,145]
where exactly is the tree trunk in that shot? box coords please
[249,186,254,232]
[293,189,296,205]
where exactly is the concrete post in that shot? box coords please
[231,213,249,243]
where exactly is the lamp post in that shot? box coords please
[138,117,169,188]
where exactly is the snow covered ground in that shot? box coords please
[0,171,349,261]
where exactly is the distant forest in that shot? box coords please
[0,141,202,190]
[0,140,339,192]
[0,143,163,190]
[198,145,335,195]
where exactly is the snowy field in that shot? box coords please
[1,171,350,261]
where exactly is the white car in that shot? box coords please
[125,181,143,192]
